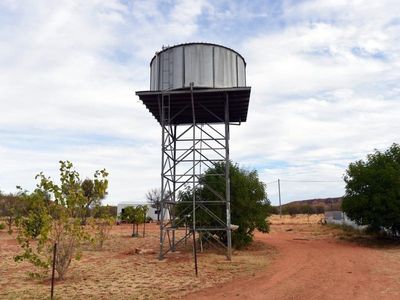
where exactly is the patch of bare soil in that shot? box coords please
[187,224,400,300]
[0,223,274,299]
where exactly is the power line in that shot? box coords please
[265,180,278,185]
[266,178,344,209]
[265,179,342,184]
[281,180,343,183]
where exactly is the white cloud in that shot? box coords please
[0,0,203,202]
[229,0,400,204]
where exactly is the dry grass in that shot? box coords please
[269,214,325,225]
[0,224,274,300]
[269,222,345,240]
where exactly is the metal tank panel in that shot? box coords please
[150,43,247,91]
[184,44,213,88]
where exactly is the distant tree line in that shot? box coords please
[270,204,325,216]
[0,190,117,232]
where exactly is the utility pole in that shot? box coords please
[278,179,282,218]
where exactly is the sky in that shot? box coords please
[0,0,399,206]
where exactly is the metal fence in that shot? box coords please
[324,211,366,230]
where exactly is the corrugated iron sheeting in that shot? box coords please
[136,87,251,125]
[150,44,246,91]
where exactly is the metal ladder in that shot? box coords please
[162,51,173,90]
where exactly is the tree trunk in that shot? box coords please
[143,213,146,238]
[7,216,12,234]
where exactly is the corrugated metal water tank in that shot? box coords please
[150,43,247,91]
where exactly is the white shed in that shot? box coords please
[324,211,366,230]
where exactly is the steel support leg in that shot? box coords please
[159,94,165,260]
[225,93,232,260]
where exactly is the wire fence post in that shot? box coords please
[51,242,57,300]
[143,211,146,238]
[192,229,198,276]
[278,179,282,218]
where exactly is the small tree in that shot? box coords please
[120,206,139,237]
[14,161,109,279]
[314,205,325,214]
[146,188,161,222]
[120,205,148,237]
[342,143,400,235]
[0,191,27,234]
[138,205,149,237]
[301,205,314,223]
[14,190,53,278]
[282,205,299,216]
[89,205,115,249]
[88,219,114,250]
[80,178,108,224]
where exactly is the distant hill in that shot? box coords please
[281,197,342,211]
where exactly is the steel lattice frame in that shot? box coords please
[158,86,232,260]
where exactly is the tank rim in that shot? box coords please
[149,42,247,66]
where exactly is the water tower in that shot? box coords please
[136,43,250,260]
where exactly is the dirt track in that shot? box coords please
[187,227,400,300]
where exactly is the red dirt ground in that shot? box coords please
[187,226,400,300]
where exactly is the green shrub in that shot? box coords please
[176,162,271,249]
[342,143,400,236]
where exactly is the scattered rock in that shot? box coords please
[135,248,156,255]
[231,224,239,231]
